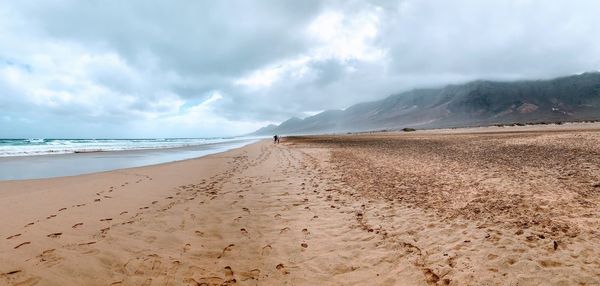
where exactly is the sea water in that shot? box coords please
[0,138,245,157]
[0,137,261,180]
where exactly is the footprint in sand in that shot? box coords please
[25,222,35,227]
[185,277,223,285]
[240,228,248,235]
[72,223,84,229]
[218,244,235,259]
[240,269,261,281]
[423,268,440,284]
[94,199,101,202]
[14,241,31,249]
[58,208,67,212]
[120,211,128,215]
[276,263,289,275]
[183,243,191,253]
[6,233,21,240]
[194,231,204,237]
[224,266,234,278]
[280,227,291,234]
[260,244,273,256]
[47,232,62,238]
[4,270,22,275]
[301,243,308,248]
[100,218,113,222]
[78,241,97,246]
[302,228,309,235]
[46,214,57,219]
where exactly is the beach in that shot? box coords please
[2,124,600,285]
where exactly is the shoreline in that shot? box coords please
[0,138,260,158]
[6,122,600,181]
[0,138,258,181]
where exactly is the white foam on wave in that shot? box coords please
[0,138,253,157]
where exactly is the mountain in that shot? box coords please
[251,124,278,135]
[251,72,600,135]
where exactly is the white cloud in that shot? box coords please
[235,4,385,93]
[234,65,286,89]
[143,91,270,137]
[307,8,384,62]
[1,0,600,137]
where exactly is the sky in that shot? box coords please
[1,0,600,138]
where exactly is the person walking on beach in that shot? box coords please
[273,135,278,144]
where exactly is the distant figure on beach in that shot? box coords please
[273,135,278,144]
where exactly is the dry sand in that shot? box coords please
[1,124,600,285]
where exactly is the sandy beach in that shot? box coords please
[2,124,600,285]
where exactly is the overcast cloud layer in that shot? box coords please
[1,0,600,138]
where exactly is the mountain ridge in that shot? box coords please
[251,72,600,135]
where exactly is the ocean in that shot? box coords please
[0,137,260,180]
[0,138,248,157]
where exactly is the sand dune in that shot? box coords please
[2,125,600,285]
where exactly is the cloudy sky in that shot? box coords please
[1,0,600,138]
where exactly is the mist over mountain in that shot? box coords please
[251,72,600,135]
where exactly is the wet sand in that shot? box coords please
[1,124,600,285]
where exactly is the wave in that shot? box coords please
[27,138,46,143]
[0,138,249,157]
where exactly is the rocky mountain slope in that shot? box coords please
[252,72,600,135]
